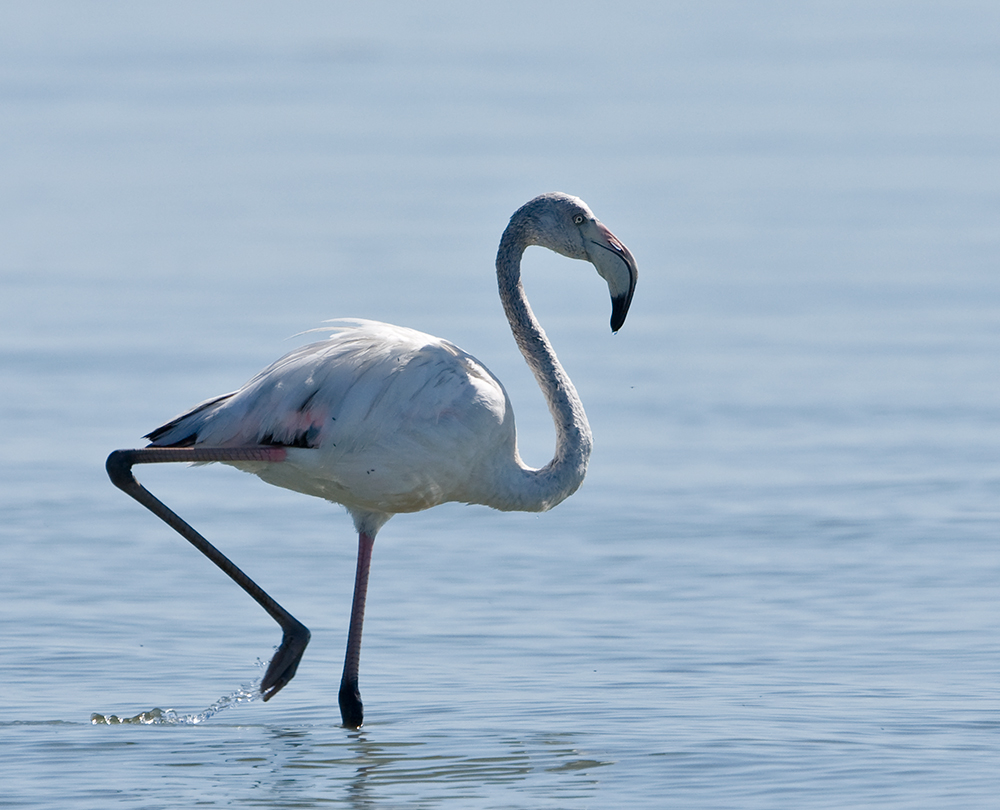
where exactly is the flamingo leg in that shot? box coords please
[339,530,375,728]
[105,447,310,701]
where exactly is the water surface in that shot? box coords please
[2,1,999,807]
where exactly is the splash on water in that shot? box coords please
[90,659,266,726]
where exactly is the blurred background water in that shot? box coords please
[2,1,999,807]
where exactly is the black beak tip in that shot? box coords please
[610,295,631,333]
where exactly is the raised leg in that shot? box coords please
[106,447,310,701]
[338,530,376,728]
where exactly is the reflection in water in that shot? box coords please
[82,656,609,805]
[243,726,610,808]
[82,705,610,807]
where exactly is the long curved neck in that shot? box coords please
[494,221,593,512]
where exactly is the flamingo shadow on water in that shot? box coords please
[107,192,638,728]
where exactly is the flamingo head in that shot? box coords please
[517,192,639,332]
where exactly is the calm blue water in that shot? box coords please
[3,1,1000,807]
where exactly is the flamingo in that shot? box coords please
[106,192,638,728]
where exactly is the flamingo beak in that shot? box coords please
[586,221,638,333]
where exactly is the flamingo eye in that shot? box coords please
[573,214,585,225]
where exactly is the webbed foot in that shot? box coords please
[261,621,311,701]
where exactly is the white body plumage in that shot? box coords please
[148,319,568,525]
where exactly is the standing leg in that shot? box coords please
[106,447,310,701]
[339,530,376,728]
